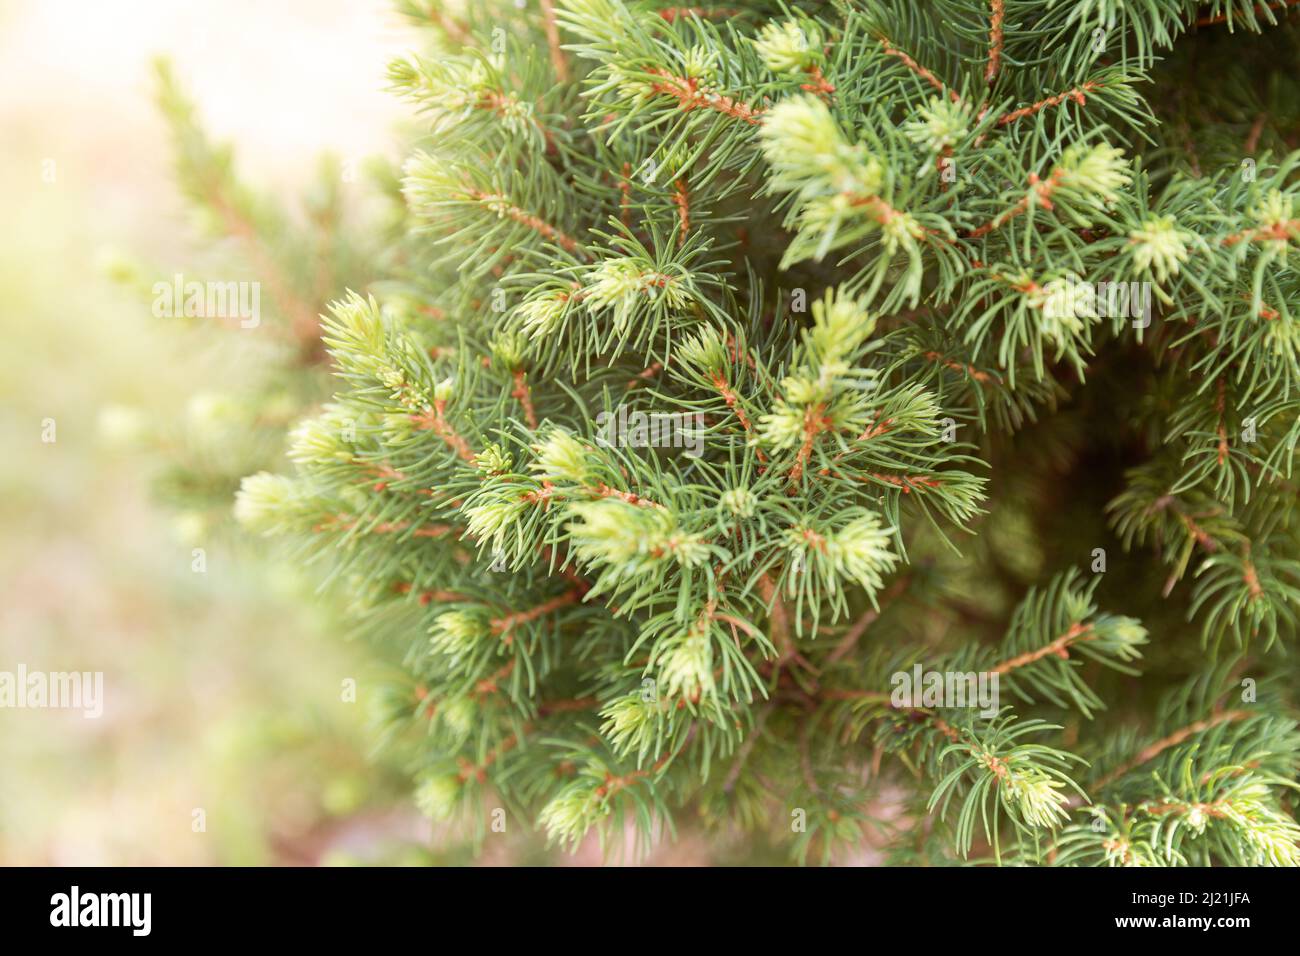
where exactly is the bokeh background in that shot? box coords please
[0,0,429,865]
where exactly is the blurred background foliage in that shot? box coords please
[0,0,435,865]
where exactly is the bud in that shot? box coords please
[517,292,569,338]
[531,429,592,484]
[539,785,604,846]
[429,608,492,658]
[1129,215,1190,283]
[414,773,463,822]
[1004,768,1070,829]
[234,472,297,534]
[719,486,757,518]
[752,19,819,74]
[600,695,658,752]
[678,325,730,376]
[759,95,882,198]
[653,618,715,701]
[1059,142,1130,206]
[903,95,972,153]
[824,514,899,594]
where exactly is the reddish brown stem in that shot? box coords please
[924,350,1001,385]
[618,162,633,227]
[756,572,791,655]
[800,65,836,99]
[646,68,763,125]
[465,188,582,252]
[1092,710,1251,790]
[1242,555,1264,602]
[672,177,691,240]
[878,35,960,103]
[1222,219,1300,247]
[985,0,1005,86]
[658,6,740,21]
[537,0,569,82]
[991,621,1092,674]
[789,404,830,485]
[964,167,1065,239]
[593,483,664,509]
[490,587,584,639]
[824,689,961,742]
[314,516,458,539]
[867,473,943,494]
[709,370,766,461]
[538,697,601,715]
[511,370,539,430]
[394,582,472,605]
[209,192,320,348]
[411,398,477,463]
[998,82,1099,126]
[826,575,911,663]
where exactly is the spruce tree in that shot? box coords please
[232,0,1300,865]
[102,60,392,534]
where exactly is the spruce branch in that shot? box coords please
[218,0,1300,865]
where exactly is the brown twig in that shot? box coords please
[826,575,911,663]
[314,516,459,539]
[723,702,774,792]
[618,162,633,227]
[424,6,470,44]
[878,35,960,103]
[658,6,741,21]
[800,65,836,99]
[537,0,569,82]
[490,587,585,640]
[1222,218,1300,247]
[465,188,582,252]
[866,472,944,494]
[757,572,791,655]
[823,689,961,742]
[1242,550,1264,602]
[209,192,321,349]
[1091,710,1251,791]
[511,370,539,430]
[709,370,766,462]
[593,483,665,509]
[991,621,1093,674]
[1245,112,1268,154]
[538,697,601,716]
[998,82,1100,126]
[411,398,477,463]
[1215,377,1230,467]
[964,167,1066,239]
[672,177,691,240]
[985,0,1005,86]
[923,350,1002,385]
[394,582,472,606]
[646,68,764,125]
[790,404,830,485]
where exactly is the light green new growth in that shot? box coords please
[229,0,1300,865]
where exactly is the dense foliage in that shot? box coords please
[234,0,1300,865]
